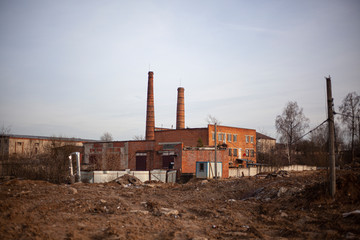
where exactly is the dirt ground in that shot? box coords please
[1,169,360,240]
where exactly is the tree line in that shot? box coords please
[271,91,360,167]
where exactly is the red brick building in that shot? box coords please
[83,71,256,178]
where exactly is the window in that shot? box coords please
[199,163,205,172]
[233,134,237,142]
[212,132,215,140]
[246,136,249,143]
[233,148,238,156]
[227,134,232,142]
[250,149,254,157]
[218,133,224,141]
[229,148,232,156]
[250,136,254,143]
[246,149,249,157]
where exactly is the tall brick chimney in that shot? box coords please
[145,71,155,140]
[176,87,185,129]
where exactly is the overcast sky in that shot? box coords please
[0,0,359,141]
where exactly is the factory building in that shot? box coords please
[0,134,86,160]
[83,71,256,178]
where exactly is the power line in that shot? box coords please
[333,111,360,119]
[291,119,329,144]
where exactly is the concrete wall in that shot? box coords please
[1,135,84,159]
[81,169,177,183]
[229,165,317,178]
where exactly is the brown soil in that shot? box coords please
[1,169,359,239]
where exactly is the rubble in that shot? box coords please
[1,169,360,239]
[266,170,290,178]
[112,174,143,186]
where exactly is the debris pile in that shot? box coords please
[1,169,360,239]
[266,170,290,178]
[112,174,143,187]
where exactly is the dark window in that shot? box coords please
[229,148,232,156]
[227,134,232,142]
[199,163,205,172]
[233,148,238,156]
[162,155,174,169]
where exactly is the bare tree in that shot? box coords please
[275,101,309,164]
[1,124,11,135]
[133,135,145,140]
[338,92,360,163]
[206,115,221,125]
[100,132,113,141]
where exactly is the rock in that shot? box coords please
[280,212,288,217]
[201,180,208,184]
[130,210,149,215]
[160,207,179,216]
[100,199,107,204]
[68,187,78,194]
[277,187,287,197]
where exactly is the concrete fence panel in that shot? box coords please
[229,165,317,178]
[167,170,177,183]
[81,169,176,183]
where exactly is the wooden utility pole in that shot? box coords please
[214,123,218,179]
[326,76,336,198]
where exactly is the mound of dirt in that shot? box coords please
[1,169,360,239]
[299,171,360,205]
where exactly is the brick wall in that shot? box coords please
[181,149,229,178]
[84,140,156,171]
[155,128,208,147]
[208,125,257,167]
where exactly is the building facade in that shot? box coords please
[0,134,86,160]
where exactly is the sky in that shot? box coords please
[0,0,359,141]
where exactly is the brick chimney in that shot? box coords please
[176,87,185,129]
[145,71,155,140]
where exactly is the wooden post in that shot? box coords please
[326,76,336,198]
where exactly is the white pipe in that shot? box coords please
[75,152,81,182]
[69,152,81,182]
[68,155,73,176]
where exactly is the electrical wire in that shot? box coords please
[291,119,329,144]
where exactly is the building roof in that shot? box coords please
[256,132,276,140]
[1,134,95,142]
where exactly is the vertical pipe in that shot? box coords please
[76,152,81,182]
[326,76,336,198]
[214,123,218,179]
[176,87,185,129]
[146,71,155,140]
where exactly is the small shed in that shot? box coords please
[196,161,222,179]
